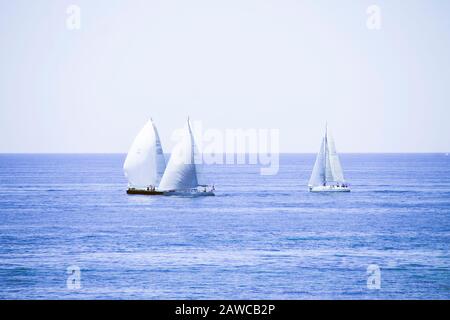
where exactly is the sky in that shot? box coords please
[0,0,449,153]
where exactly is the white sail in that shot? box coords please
[308,138,326,187]
[123,119,166,188]
[309,124,346,187]
[325,143,334,182]
[158,119,199,191]
[326,128,345,183]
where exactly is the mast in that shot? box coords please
[187,117,198,182]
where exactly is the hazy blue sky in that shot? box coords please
[0,0,449,153]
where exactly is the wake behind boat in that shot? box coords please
[162,186,215,197]
[308,124,350,192]
[123,118,166,195]
[158,119,215,197]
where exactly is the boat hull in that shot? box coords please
[126,188,164,195]
[163,186,215,197]
[126,188,215,197]
[163,190,215,197]
[309,186,350,192]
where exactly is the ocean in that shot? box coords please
[0,153,449,299]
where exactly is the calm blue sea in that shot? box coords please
[0,154,449,299]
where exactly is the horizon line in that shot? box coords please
[0,152,448,155]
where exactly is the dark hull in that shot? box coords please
[126,189,164,195]
[126,188,215,196]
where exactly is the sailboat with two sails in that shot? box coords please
[123,118,215,196]
[308,124,350,192]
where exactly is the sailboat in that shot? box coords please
[308,124,350,192]
[158,118,215,196]
[123,119,166,195]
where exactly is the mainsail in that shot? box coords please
[308,125,346,187]
[123,119,166,188]
[158,119,200,191]
[326,129,345,183]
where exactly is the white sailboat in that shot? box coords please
[123,119,166,195]
[158,118,215,196]
[308,124,350,192]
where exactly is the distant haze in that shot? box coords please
[0,0,449,153]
